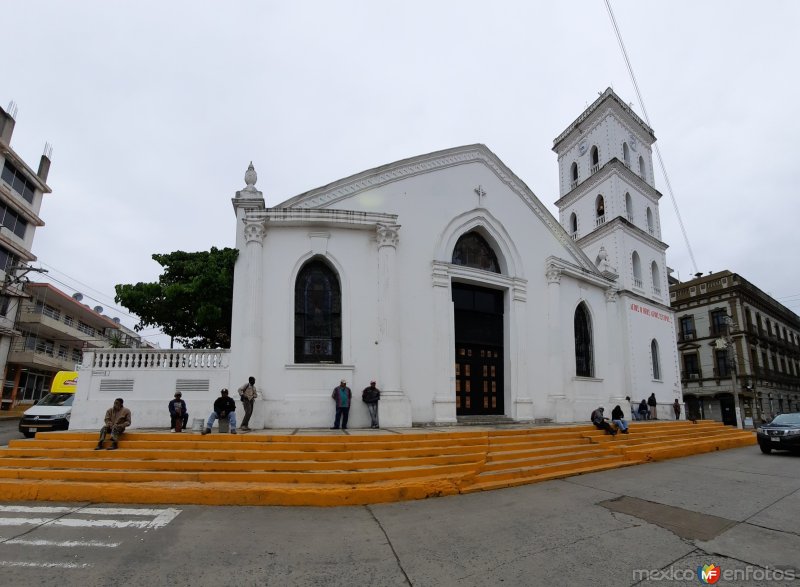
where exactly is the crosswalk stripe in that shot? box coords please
[0,560,93,568]
[5,538,120,548]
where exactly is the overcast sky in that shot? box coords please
[4,0,799,346]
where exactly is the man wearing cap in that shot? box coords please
[590,406,617,436]
[168,391,189,433]
[330,379,352,430]
[362,380,381,429]
[202,388,237,434]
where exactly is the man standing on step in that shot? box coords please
[648,393,658,420]
[95,398,131,450]
[202,388,237,435]
[673,398,682,420]
[362,380,380,429]
[330,379,351,430]
[238,376,258,431]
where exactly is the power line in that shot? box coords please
[603,0,699,275]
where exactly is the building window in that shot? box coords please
[639,155,646,180]
[0,245,20,274]
[623,142,630,166]
[710,309,728,336]
[452,231,500,273]
[683,353,700,378]
[0,295,9,317]
[679,315,695,340]
[574,303,593,377]
[646,207,654,235]
[71,348,83,363]
[625,192,633,222]
[0,202,29,239]
[632,251,642,288]
[590,146,600,172]
[294,258,342,364]
[569,212,578,239]
[77,321,96,336]
[651,261,661,295]
[570,161,578,187]
[1,161,36,204]
[651,339,661,380]
[715,349,730,377]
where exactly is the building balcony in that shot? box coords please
[590,164,599,174]
[17,303,113,347]
[7,346,76,372]
[595,215,606,228]
[570,179,578,189]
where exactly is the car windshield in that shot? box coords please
[36,393,75,407]
[769,413,800,426]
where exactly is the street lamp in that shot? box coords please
[715,316,743,429]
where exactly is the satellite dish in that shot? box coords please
[72,293,83,301]
[93,305,103,313]
[112,317,121,324]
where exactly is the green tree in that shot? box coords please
[115,247,238,348]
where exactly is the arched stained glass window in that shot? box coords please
[295,259,341,363]
[452,231,500,273]
[574,303,594,377]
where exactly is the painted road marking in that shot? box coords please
[0,560,93,568]
[4,539,120,548]
[0,506,180,529]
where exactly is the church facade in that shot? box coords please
[70,88,681,431]
[227,88,681,428]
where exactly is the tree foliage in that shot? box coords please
[115,247,238,349]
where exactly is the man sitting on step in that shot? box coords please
[590,407,617,436]
[202,388,237,435]
[95,398,132,450]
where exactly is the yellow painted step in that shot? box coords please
[474,454,627,483]
[0,460,480,485]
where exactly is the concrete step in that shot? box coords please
[474,454,628,483]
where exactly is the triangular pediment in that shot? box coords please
[277,144,602,275]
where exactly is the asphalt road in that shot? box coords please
[0,446,796,586]
[0,419,24,447]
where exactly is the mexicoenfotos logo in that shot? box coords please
[697,564,721,584]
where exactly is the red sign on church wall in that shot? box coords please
[629,303,672,323]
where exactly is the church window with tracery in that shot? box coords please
[294,259,341,363]
[452,231,500,273]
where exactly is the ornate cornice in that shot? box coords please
[605,288,619,303]
[376,223,400,248]
[277,144,597,274]
[554,158,662,209]
[553,89,655,150]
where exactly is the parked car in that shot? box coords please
[18,371,78,438]
[757,412,800,454]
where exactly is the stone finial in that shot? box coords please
[244,162,257,189]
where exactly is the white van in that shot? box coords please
[18,371,78,438]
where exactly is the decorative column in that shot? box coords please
[604,287,626,407]
[546,263,569,422]
[375,223,411,427]
[230,162,267,425]
[431,261,456,423]
[511,279,534,420]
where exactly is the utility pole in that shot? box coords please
[719,315,743,429]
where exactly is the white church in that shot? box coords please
[71,88,681,430]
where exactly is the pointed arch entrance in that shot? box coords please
[451,231,504,415]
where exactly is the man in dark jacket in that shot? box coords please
[638,399,649,420]
[590,407,616,435]
[330,380,352,430]
[362,380,381,429]
[168,391,188,432]
[648,393,658,420]
[202,388,237,434]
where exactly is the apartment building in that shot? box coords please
[5,282,152,404]
[0,103,52,406]
[670,271,800,426]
